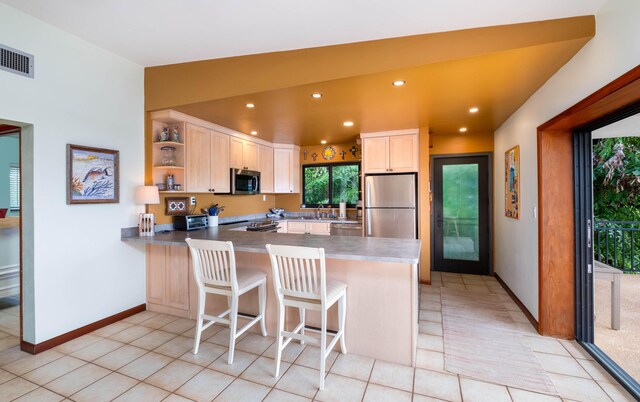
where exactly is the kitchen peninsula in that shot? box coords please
[122,223,421,366]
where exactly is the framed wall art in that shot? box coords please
[67,144,119,204]
[165,197,190,215]
[505,145,520,219]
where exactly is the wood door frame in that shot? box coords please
[429,152,494,276]
[537,65,640,338]
[0,125,22,343]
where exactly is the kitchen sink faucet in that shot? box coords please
[317,204,324,219]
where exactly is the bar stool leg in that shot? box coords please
[193,291,206,354]
[274,303,285,378]
[319,309,327,391]
[228,295,238,364]
[299,308,306,345]
[338,294,347,354]
[259,282,267,336]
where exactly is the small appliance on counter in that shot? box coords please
[173,214,208,231]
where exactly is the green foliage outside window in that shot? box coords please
[593,137,640,221]
[303,163,360,207]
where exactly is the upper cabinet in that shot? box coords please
[230,138,259,171]
[210,130,231,193]
[273,145,300,193]
[150,110,295,194]
[259,145,274,193]
[361,129,419,174]
[185,124,231,193]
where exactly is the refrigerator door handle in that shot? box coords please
[365,209,372,237]
[365,178,372,206]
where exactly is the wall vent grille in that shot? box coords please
[0,44,34,78]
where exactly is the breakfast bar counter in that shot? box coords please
[122,226,421,366]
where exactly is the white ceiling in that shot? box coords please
[593,115,640,139]
[2,0,606,67]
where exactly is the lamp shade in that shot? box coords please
[135,186,160,204]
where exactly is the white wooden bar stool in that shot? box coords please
[186,238,267,364]
[266,244,347,390]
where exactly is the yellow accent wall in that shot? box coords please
[429,132,494,155]
[150,194,276,225]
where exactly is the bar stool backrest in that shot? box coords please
[266,244,326,303]
[186,238,238,293]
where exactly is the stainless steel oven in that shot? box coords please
[231,169,260,195]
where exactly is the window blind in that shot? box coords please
[9,164,19,210]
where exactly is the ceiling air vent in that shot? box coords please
[0,44,34,78]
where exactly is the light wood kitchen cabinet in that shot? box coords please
[259,145,274,193]
[186,123,211,193]
[362,136,389,173]
[146,245,191,314]
[273,146,300,193]
[186,124,230,193]
[286,221,331,235]
[230,138,259,171]
[361,130,419,174]
[210,130,230,193]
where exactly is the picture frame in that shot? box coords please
[505,145,520,219]
[165,197,190,215]
[67,144,119,204]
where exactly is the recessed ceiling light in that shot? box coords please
[321,140,327,144]
[469,107,479,113]
[343,121,354,127]
[311,93,323,99]
[459,127,468,133]
[250,131,258,135]
[245,103,255,108]
[392,80,406,87]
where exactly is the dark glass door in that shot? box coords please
[432,156,490,275]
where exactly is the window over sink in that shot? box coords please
[302,162,361,208]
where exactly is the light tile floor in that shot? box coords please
[0,274,635,401]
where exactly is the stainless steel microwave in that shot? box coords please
[231,169,260,195]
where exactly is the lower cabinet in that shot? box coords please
[286,221,331,235]
[146,244,193,317]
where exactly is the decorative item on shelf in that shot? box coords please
[171,127,180,143]
[135,186,160,236]
[303,150,308,160]
[165,197,189,215]
[311,152,318,161]
[158,127,170,142]
[66,144,119,204]
[349,146,358,157]
[340,150,346,160]
[322,146,335,160]
[156,183,166,191]
[174,184,182,191]
[166,174,174,191]
[160,146,177,166]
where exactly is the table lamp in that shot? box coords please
[135,185,160,236]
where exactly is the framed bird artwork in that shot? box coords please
[67,144,120,204]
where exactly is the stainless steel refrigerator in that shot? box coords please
[364,173,418,239]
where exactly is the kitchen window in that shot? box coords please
[302,162,361,208]
[9,164,19,211]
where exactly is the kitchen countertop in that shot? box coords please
[121,222,420,264]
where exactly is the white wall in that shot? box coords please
[0,3,145,343]
[494,0,640,320]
